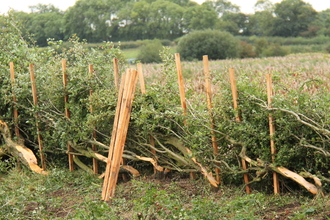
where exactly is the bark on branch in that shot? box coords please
[239,145,321,194]
[0,120,48,174]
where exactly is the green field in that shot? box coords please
[1,167,330,219]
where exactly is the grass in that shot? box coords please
[1,165,330,219]
[122,48,140,60]
[122,46,177,60]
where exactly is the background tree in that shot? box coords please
[273,0,317,37]
[25,4,64,46]
[247,0,276,36]
[64,0,129,42]
[148,0,185,40]
[136,39,163,63]
[177,30,239,60]
[218,12,248,35]
[311,9,330,37]
[183,4,218,31]
[204,0,240,17]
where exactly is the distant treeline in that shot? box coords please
[1,0,330,46]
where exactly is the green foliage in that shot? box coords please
[136,40,163,63]
[239,41,256,58]
[262,43,288,57]
[2,0,330,46]
[2,169,329,219]
[177,30,239,60]
[2,14,330,196]
[273,0,317,37]
[0,157,16,173]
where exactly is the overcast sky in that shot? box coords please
[1,0,329,15]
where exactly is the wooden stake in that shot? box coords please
[175,53,196,180]
[113,58,119,90]
[10,62,21,169]
[62,59,74,171]
[102,71,127,200]
[203,56,221,184]
[102,69,138,201]
[89,64,98,174]
[266,73,280,194]
[9,62,20,137]
[175,53,187,126]
[29,64,46,170]
[229,67,251,194]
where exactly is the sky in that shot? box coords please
[0,0,329,15]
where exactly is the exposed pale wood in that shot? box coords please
[300,171,322,187]
[276,167,317,194]
[9,62,20,137]
[121,165,140,177]
[62,59,74,171]
[89,64,98,174]
[99,165,140,179]
[102,71,127,199]
[239,147,319,194]
[203,55,221,183]
[266,73,280,194]
[175,53,196,179]
[175,53,187,126]
[0,120,48,174]
[102,69,138,201]
[113,58,119,89]
[185,147,219,187]
[29,64,46,170]
[135,155,164,172]
[229,67,251,194]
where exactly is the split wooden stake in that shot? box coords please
[203,55,221,184]
[62,59,74,171]
[175,53,197,180]
[9,62,20,137]
[266,73,280,194]
[175,53,187,126]
[102,69,138,201]
[89,64,98,174]
[229,67,251,194]
[113,58,119,90]
[10,62,21,169]
[29,64,46,170]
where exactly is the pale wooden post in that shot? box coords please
[229,67,251,194]
[89,64,99,174]
[113,58,119,90]
[174,53,197,180]
[102,69,138,201]
[62,59,74,171]
[266,73,280,194]
[175,53,187,126]
[9,62,20,137]
[29,64,46,170]
[10,62,21,169]
[203,55,221,184]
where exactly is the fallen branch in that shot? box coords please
[239,145,320,195]
[68,143,140,178]
[0,120,48,175]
